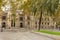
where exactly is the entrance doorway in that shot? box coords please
[20,23,23,28]
[2,22,6,28]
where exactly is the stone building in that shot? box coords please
[0,10,57,30]
[40,15,56,30]
[53,4,60,30]
[0,11,36,30]
[34,14,56,30]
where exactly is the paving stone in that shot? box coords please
[0,32,54,40]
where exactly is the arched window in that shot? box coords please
[2,22,6,28]
[20,23,23,28]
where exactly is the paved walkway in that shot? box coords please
[0,32,54,40]
[32,32,60,40]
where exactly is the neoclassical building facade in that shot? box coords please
[0,11,36,30]
[40,15,56,30]
[0,10,57,30]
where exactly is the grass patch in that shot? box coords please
[36,29,60,36]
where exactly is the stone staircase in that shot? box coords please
[19,28,29,32]
[1,29,19,32]
[0,27,35,32]
[0,28,32,32]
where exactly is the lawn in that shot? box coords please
[36,30,60,36]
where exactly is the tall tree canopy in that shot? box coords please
[0,0,59,29]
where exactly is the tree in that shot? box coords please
[0,0,7,11]
[37,0,59,30]
[36,0,47,30]
[0,0,3,11]
[46,0,59,16]
[29,0,37,16]
[9,0,25,27]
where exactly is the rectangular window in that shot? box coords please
[41,22,43,25]
[45,23,46,25]
[11,20,13,27]
[20,17,23,21]
[2,16,6,20]
[48,23,49,25]
[27,16,30,20]
[28,22,30,25]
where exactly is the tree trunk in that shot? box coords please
[38,8,42,30]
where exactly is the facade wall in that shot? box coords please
[40,16,56,29]
[0,11,57,30]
